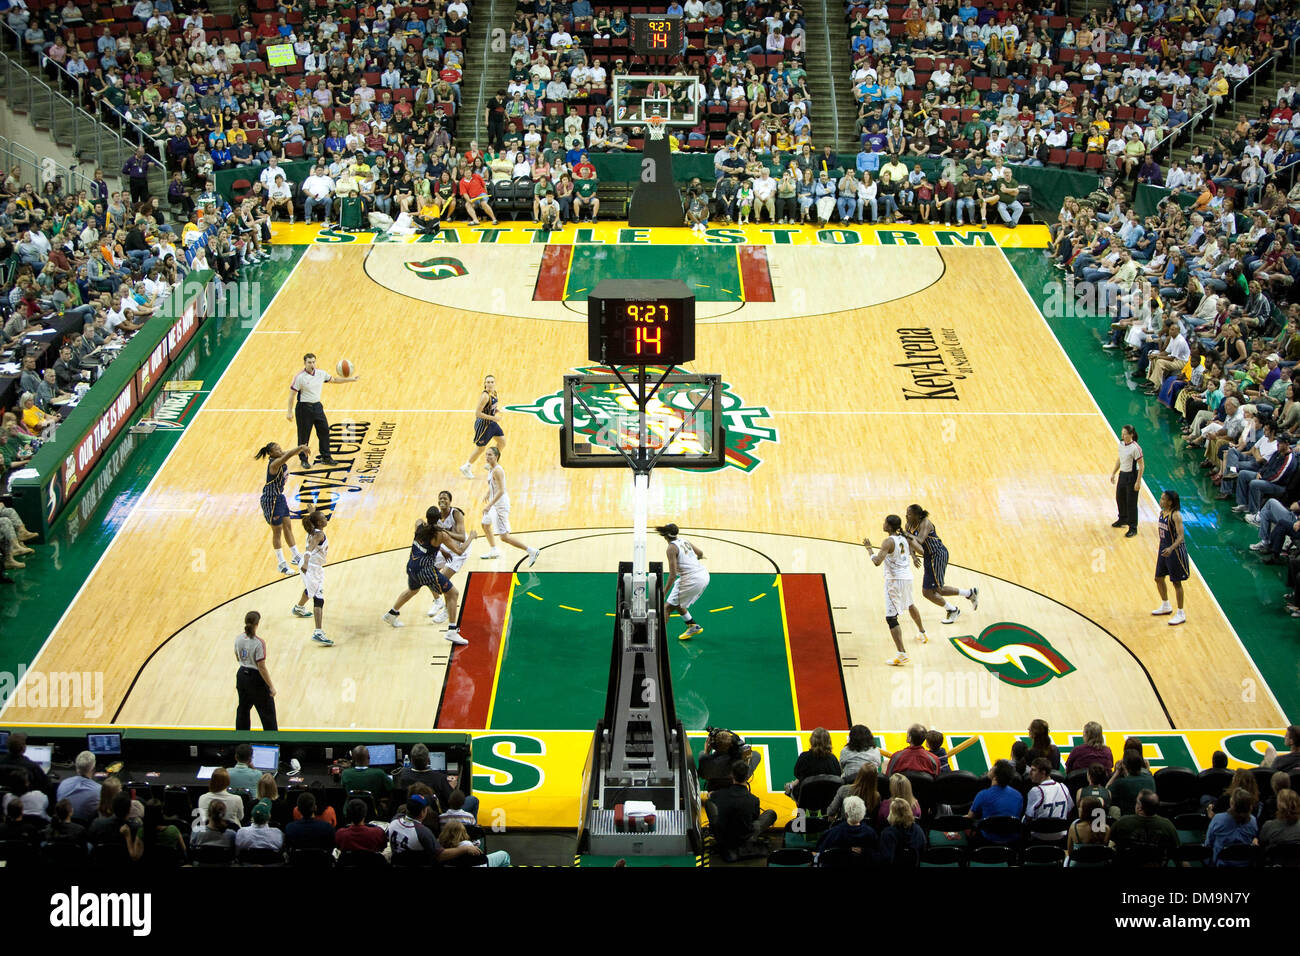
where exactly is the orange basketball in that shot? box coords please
[337,359,353,377]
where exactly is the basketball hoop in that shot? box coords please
[646,114,667,141]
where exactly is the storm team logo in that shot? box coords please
[403,257,469,280]
[949,623,1077,688]
[508,367,777,472]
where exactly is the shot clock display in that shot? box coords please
[631,14,683,54]
[588,279,696,367]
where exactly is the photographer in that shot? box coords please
[698,727,759,790]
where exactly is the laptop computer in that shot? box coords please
[250,743,280,775]
[367,743,397,767]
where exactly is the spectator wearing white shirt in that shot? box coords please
[268,173,295,223]
[752,170,777,222]
[300,165,336,225]
[259,158,286,188]
[197,768,244,826]
[1023,758,1074,841]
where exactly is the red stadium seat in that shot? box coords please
[1048,148,1067,166]
[1085,152,1104,170]
[1065,149,1085,167]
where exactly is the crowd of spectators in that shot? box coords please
[0,737,509,866]
[704,719,1300,866]
[0,152,273,585]
[1,0,822,226]
[844,0,1286,176]
[1049,76,1300,616]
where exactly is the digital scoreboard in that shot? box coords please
[631,14,683,54]
[587,279,696,367]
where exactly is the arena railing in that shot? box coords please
[0,24,167,173]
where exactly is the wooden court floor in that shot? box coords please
[1,243,1285,732]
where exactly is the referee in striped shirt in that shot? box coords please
[287,353,359,468]
[1111,424,1144,537]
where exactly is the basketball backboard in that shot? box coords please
[559,370,723,469]
[611,73,702,128]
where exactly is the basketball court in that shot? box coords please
[3,226,1288,750]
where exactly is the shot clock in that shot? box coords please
[631,14,683,54]
[588,279,696,367]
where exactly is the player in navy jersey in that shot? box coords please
[382,508,474,645]
[460,374,505,478]
[255,440,309,575]
[1152,489,1188,626]
[903,504,979,625]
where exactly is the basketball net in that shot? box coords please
[646,114,666,141]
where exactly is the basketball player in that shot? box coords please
[255,441,309,575]
[1153,489,1188,626]
[433,526,477,635]
[382,509,470,644]
[479,446,540,565]
[659,524,709,640]
[903,504,979,625]
[291,508,334,646]
[459,374,504,478]
[235,610,277,731]
[864,515,929,666]
[286,353,359,469]
[428,489,471,623]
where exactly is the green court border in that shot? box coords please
[1007,249,1295,722]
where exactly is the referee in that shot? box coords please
[286,352,359,468]
[235,611,278,731]
[1111,424,1144,538]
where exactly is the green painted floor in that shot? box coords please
[1007,249,1297,721]
[489,572,795,731]
[0,248,305,692]
[563,245,746,302]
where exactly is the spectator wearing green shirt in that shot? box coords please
[573,168,600,223]
[1107,750,1155,814]
[1109,789,1178,858]
[341,745,394,805]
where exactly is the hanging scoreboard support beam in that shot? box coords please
[570,280,709,857]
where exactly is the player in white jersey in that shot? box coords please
[658,523,710,640]
[863,514,929,666]
[479,446,539,566]
[432,498,477,635]
[428,489,469,623]
[291,508,334,645]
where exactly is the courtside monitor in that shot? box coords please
[367,743,397,767]
[87,732,122,756]
[250,744,280,772]
[25,744,52,772]
[0,732,8,750]
[428,751,446,771]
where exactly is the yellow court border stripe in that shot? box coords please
[735,245,747,302]
[483,573,519,729]
[775,574,802,732]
